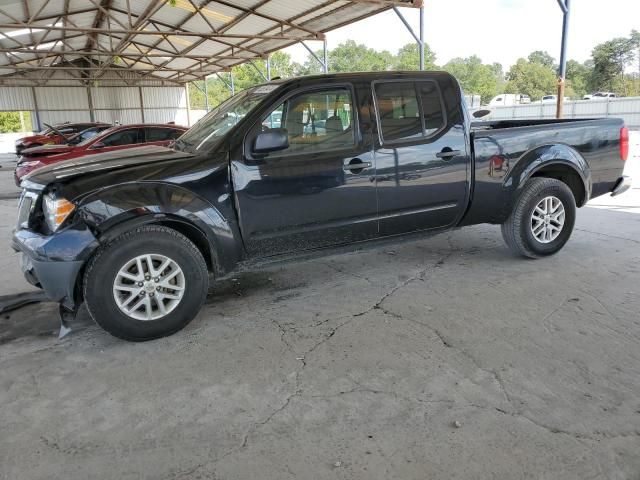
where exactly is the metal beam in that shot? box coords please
[392,5,425,70]
[0,48,250,61]
[556,0,570,118]
[300,41,327,72]
[0,23,317,41]
[249,61,269,82]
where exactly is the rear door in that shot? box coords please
[232,83,378,256]
[372,77,470,235]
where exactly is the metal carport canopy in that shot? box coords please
[0,0,421,86]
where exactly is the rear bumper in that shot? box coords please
[611,176,632,197]
[11,225,99,309]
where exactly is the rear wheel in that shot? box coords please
[501,177,576,258]
[84,225,209,341]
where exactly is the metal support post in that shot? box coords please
[556,0,570,118]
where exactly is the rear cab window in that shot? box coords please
[373,79,446,145]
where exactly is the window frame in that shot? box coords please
[243,83,359,161]
[371,78,447,147]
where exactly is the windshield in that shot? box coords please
[175,85,277,153]
[76,126,117,146]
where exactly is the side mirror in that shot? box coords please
[91,142,106,149]
[253,128,289,154]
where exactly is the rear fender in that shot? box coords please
[76,182,244,276]
[504,144,591,213]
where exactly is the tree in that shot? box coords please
[189,51,296,110]
[0,111,31,133]
[565,60,593,98]
[442,56,502,104]
[392,43,437,70]
[505,58,557,101]
[528,50,555,68]
[298,40,393,75]
[631,29,640,78]
[591,37,634,92]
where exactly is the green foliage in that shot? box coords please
[505,58,557,101]
[565,59,592,98]
[188,29,640,111]
[0,111,31,133]
[393,43,437,70]
[591,37,634,91]
[188,51,297,109]
[442,56,503,104]
[528,51,555,68]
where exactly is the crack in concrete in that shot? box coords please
[242,240,460,451]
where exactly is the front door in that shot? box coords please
[233,84,378,257]
[372,79,470,235]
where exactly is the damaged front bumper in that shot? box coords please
[11,224,99,309]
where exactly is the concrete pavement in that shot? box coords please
[0,156,638,479]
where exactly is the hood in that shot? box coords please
[20,144,74,158]
[18,134,59,145]
[25,145,194,186]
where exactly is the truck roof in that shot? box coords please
[264,70,458,87]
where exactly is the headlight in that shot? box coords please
[43,193,75,232]
[15,139,23,146]
[17,160,40,167]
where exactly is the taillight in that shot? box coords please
[620,126,629,161]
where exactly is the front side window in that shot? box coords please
[260,88,354,155]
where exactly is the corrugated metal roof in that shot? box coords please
[0,0,418,85]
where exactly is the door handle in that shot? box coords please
[343,159,372,171]
[436,149,461,159]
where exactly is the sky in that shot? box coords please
[284,0,640,70]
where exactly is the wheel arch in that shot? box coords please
[507,144,591,208]
[76,181,244,278]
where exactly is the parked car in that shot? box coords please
[14,122,110,154]
[488,94,531,107]
[584,92,617,100]
[14,123,187,185]
[12,72,630,341]
[540,95,570,103]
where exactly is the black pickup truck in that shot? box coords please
[12,72,631,341]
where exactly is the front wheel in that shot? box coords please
[84,225,209,341]
[501,177,576,258]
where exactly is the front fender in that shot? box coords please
[76,181,244,275]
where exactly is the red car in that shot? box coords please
[15,123,187,185]
[15,122,110,154]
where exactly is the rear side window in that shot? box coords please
[374,80,446,143]
[417,81,445,135]
[100,128,142,147]
[374,82,422,142]
[146,127,182,141]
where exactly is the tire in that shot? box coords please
[501,177,576,258]
[84,225,209,341]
